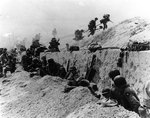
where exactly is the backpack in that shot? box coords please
[119,86,140,114]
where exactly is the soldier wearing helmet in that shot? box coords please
[48,38,60,52]
[47,58,66,78]
[88,17,98,37]
[28,57,42,72]
[103,75,141,114]
[100,14,112,30]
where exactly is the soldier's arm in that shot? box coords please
[88,86,101,99]
[64,71,71,80]
[129,88,140,101]
[109,20,113,23]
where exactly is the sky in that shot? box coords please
[0,0,150,48]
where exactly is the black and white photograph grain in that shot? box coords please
[0,0,150,118]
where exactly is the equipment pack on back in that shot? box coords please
[113,76,141,114]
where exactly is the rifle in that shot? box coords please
[64,56,77,79]
[72,60,77,67]
[109,20,113,23]
[66,54,77,73]
[85,54,97,82]
[72,54,77,67]
[66,59,70,72]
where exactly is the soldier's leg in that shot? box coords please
[10,66,16,73]
[3,67,11,77]
[39,68,47,77]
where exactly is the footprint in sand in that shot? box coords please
[20,84,27,88]
[2,93,9,97]
[2,80,11,84]
[0,102,6,106]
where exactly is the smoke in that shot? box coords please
[0,33,15,50]
[52,28,57,38]
[0,33,29,50]
[32,33,41,43]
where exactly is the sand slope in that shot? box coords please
[0,71,98,118]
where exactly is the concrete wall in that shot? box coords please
[41,49,150,95]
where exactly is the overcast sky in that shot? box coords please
[0,0,150,48]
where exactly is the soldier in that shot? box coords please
[100,14,112,30]
[34,46,47,57]
[21,50,32,71]
[74,29,84,41]
[31,39,41,49]
[28,57,42,77]
[108,69,120,81]
[48,38,60,52]
[3,55,16,77]
[108,75,141,114]
[88,82,101,99]
[0,48,3,55]
[58,66,67,79]
[77,78,100,98]
[10,48,17,58]
[28,57,42,72]
[47,58,57,76]
[102,88,112,100]
[41,56,47,70]
[64,76,101,99]
[29,46,35,56]
[88,17,98,37]
[63,66,80,93]
[98,88,118,107]
[39,56,48,77]
[1,48,8,65]
[11,58,17,73]
[47,58,66,78]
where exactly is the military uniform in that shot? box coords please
[110,76,140,114]
[88,18,98,36]
[48,38,60,52]
[21,52,32,71]
[47,59,66,78]
[100,14,111,30]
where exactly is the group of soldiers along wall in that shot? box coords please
[40,49,150,95]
